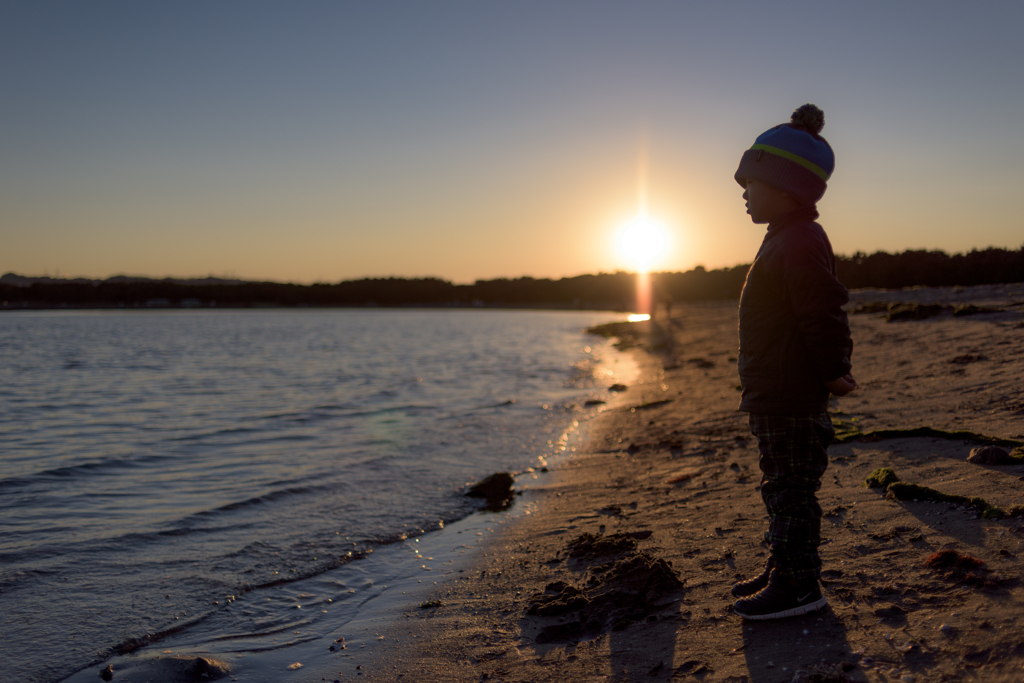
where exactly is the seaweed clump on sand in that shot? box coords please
[565,532,637,562]
[864,467,899,488]
[885,303,946,322]
[586,321,647,350]
[834,426,1024,447]
[883,482,1024,520]
[925,549,993,586]
[863,470,1024,520]
[849,302,890,315]
[885,482,988,509]
[527,552,683,643]
[526,532,683,644]
[807,301,1003,322]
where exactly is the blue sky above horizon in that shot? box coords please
[2,1,1022,284]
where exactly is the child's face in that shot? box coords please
[742,179,799,224]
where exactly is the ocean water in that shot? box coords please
[0,308,635,682]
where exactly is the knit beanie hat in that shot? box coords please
[734,104,834,206]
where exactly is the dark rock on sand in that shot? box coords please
[608,383,628,392]
[467,472,515,510]
[968,446,1017,465]
[98,657,230,682]
[186,658,227,680]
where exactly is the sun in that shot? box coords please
[616,213,669,272]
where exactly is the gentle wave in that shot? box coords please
[0,308,632,682]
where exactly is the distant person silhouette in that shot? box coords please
[730,104,856,621]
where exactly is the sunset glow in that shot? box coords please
[616,213,669,273]
[1,4,1021,284]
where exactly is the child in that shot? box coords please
[730,104,856,620]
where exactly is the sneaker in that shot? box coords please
[733,570,827,620]
[730,557,775,598]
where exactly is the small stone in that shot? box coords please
[99,665,114,681]
[967,445,1014,465]
[466,472,515,510]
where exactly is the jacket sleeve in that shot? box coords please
[781,228,853,383]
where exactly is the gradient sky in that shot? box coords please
[2,1,1022,284]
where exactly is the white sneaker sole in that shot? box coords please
[734,595,828,621]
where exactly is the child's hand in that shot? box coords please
[825,374,858,397]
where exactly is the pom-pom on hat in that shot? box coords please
[734,104,835,206]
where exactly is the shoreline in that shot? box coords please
[351,289,1024,682]
[54,317,641,683]
[53,284,1024,682]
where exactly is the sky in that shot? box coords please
[2,1,1022,284]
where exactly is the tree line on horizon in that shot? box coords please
[2,246,1022,310]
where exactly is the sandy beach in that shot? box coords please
[336,284,1024,683]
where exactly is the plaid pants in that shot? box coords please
[749,412,834,582]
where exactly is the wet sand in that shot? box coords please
[347,284,1024,682]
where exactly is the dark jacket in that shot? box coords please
[738,206,853,414]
